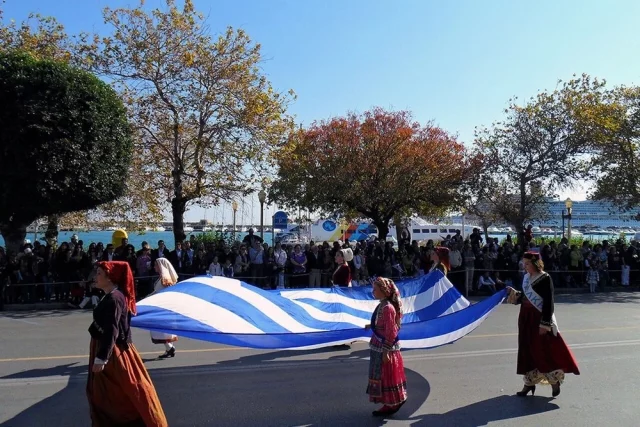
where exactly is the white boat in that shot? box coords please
[183,226,194,232]
[277,232,309,246]
[202,226,213,232]
[145,225,166,232]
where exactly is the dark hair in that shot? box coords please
[523,251,544,271]
[434,246,451,271]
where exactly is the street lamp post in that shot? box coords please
[258,189,266,240]
[565,198,573,240]
[231,200,238,243]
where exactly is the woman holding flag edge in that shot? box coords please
[506,252,580,397]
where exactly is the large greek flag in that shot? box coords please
[131,270,506,349]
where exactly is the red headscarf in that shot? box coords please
[435,246,451,272]
[97,261,137,315]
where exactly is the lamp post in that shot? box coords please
[258,189,266,240]
[231,200,238,243]
[565,198,573,240]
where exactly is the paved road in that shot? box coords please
[1,292,640,426]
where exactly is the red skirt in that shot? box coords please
[87,339,168,427]
[517,301,580,376]
[366,349,408,405]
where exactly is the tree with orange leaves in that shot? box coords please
[269,107,473,240]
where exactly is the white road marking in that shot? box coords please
[1,338,639,387]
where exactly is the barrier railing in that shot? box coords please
[1,266,637,308]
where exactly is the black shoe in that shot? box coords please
[372,406,394,417]
[332,344,351,349]
[552,383,561,397]
[387,400,406,415]
[516,385,536,396]
[159,347,176,359]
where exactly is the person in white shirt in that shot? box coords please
[208,256,223,276]
[249,242,265,287]
[273,243,288,289]
[478,271,497,294]
[353,249,363,286]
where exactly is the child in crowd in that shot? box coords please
[222,259,234,278]
[585,255,599,293]
[208,256,222,276]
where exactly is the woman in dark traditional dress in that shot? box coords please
[332,248,353,287]
[87,261,168,426]
[506,252,580,397]
[429,246,450,276]
[365,277,408,417]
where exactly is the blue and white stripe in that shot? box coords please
[131,270,506,350]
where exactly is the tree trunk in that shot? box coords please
[45,214,60,248]
[0,221,28,254]
[171,198,187,245]
[518,179,527,245]
[373,218,390,241]
[481,218,491,243]
[513,220,526,246]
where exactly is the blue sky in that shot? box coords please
[3,0,639,224]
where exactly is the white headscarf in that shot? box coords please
[156,257,179,287]
[340,248,354,262]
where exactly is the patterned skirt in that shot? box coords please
[87,339,168,426]
[366,349,408,405]
[517,302,580,385]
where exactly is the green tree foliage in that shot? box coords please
[83,0,295,244]
[473,75,612,243]
[0,52,133,252]
[591,86,640,210]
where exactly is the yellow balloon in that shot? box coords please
[112,229,128,247]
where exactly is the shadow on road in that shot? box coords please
[2,352,560,427]
[0,309,76,319]
[1,362,86,380]
[1,357,428,427]
[212,344,370,366]
[403,394,559,426]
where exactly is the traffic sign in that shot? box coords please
[273,211,288,228]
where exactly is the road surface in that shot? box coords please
[1,292,640,426]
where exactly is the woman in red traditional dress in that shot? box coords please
[87,261,168,426]
[332,248,353,287]
[506,252,580,397]
[365,277,408,417]
[429,246,450,276]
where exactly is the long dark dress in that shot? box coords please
[332,263,351,287]
[87,289,168,426]
[512,273,580,385]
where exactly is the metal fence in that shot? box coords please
[1,266,637,309]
